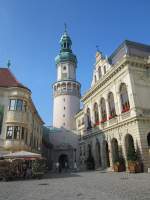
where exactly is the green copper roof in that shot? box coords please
[55,30,77,65]
[55,52,77,64]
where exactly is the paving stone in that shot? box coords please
[0,171,150,200]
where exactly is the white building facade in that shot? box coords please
[75,40,150,172]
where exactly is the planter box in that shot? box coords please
[113,164,125,172]
[128,162,141,173]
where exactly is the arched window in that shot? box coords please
[67,82,71,90]
[100,98,107,123]
[61,83,66,91]
[94,103,99,125]
[147,133,150,147]
[108,92,116,119]
[87,108,92,129]
[120,83,130,113]
[57,84,60,90]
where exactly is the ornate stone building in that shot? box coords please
[0,68,44,155]
[75,40,150,172]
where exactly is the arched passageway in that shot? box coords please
[59,154,69,169]
[86,144,95,170]
[125,134,136,161]
[103,140,110,168]
[95,139,102,168]
[111,138,119,163]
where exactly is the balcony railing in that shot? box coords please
[83,127,101,136]
[54,89,80,97]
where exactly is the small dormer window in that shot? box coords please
[103,65,106,74]
[94,75,97,83]
[98,67,102,79]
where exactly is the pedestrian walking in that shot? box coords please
[56,162,59,173]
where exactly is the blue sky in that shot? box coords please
[0,0,150,125]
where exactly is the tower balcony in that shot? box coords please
[53,80,81,97]
[54,89,80,97]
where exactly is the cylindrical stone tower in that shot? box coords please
[53,29,81,130]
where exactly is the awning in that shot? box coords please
[3,151,42,159]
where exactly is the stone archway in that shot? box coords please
[59,154,69,169]
[86,144,95,170]
[95,139,102,168]
[103,140,110,168]
[111,138,119,163]
[125,134,136,161]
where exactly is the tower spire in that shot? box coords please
[7,60,11,68]
[64,23,67,33]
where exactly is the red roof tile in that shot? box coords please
[0,68,30,91]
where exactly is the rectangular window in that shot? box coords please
[9,99,16,110]
[9,99,24,111]
[0,105,4,135]
[23,101,27,112]
[21,127,24,140]
[14,126,21,139]
[6,126,13,139]
[16,100,23,111]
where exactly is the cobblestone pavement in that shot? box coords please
[0,171,150,200]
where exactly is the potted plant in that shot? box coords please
[127,146,141,173]
[113,157,125,172]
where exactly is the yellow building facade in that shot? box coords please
[0,68,44,154]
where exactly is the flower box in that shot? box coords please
[122,107,130,113]
[113,163,125,172]
[101,118,107,123]
[95,121,100,126]
[128,161,141,173]
[109,114,117,120]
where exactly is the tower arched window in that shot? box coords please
[100,98,107,123]
[120,83,130,113]
[64,42,67,48]
[108,92,116,119]
[61,83,66,91]
[87,108,92,129]
[94,103,99,125]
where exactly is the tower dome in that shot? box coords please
[55,30,77,65]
